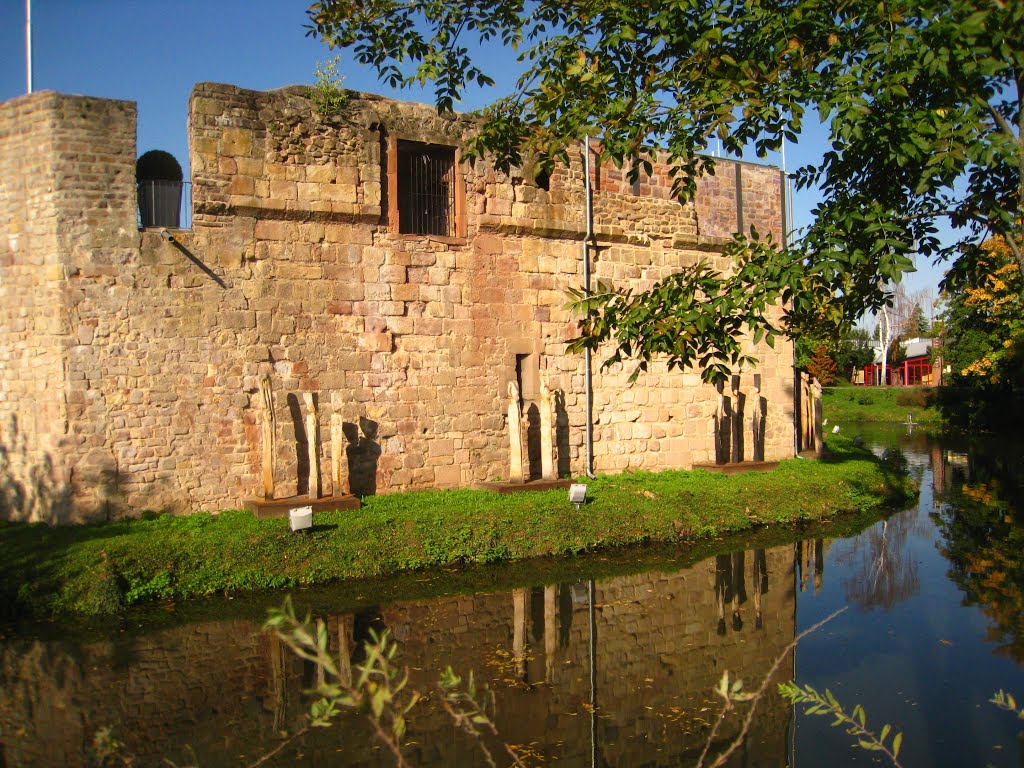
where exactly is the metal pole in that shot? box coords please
[26,0,33,94]
[582,136,597,480]
[588,578,597,768]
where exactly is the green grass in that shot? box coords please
[0,435,915,619]
[823,385,942,426]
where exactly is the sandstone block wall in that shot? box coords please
[0,84,795,519]
[0,92,138,522]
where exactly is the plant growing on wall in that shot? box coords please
[308,56,351,117]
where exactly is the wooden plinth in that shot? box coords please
[475,478,573,494]
[245,494,361,520]
[692,461,780,475]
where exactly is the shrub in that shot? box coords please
[894,388,934,408]
[308,56,350,117]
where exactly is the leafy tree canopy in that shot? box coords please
[308,0,1023,383]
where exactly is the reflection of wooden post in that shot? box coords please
[303,393,320,499]
[539,379,555,481]
[331,413,345,496]
[259,374,276,500]
[544,584,557,683]
[269,632,286,732]
[730,375,742,464]
[508,381,524,483]
[336,615,352,688]
[512,588,527,680]
[315,617,327,688]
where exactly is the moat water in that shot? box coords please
[2,424,1023,767]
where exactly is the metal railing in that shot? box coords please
[137,180,192,230]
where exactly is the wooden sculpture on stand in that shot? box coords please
[259,374,276,500]
[539,378,555,481]
[331,412,345,496]
[508,380,524,483]
[303,392,320,499]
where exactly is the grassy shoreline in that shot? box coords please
[0,436,915,619]
[822,384,942,427]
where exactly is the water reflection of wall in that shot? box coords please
[0,547,798,767]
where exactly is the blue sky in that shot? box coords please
[1,0,943,300]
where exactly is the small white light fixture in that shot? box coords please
[569,483,587,510]
[289,505,313,532]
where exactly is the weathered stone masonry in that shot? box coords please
[0,83,794,521]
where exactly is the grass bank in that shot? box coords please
[823,385,942,427]
[0,436,914,619]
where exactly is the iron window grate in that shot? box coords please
[398,141,456,236]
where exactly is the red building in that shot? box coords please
[860,338,942,386]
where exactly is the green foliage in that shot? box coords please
[713,670,756,705]
[894,388,933,408]
[564,244,797,384]
[990,690,1024,720]
[88,726,133,768]
[797,327,874,384]
[263,597,529,767]
[937,475,1024,663]
[308,0,1024,377]
[806,344,838,385]
[265,597,420,766]
[907,304,931,338]
[307,56,350,117]
[778,682,905,767]
[439,668,528,767]
[939,237,1024,430]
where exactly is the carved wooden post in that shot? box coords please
[259,374,275,500]
[715,381,726,464]
[800,372,812,451]
[331,413,345,496]
[336,615,352,688]
[303,392,320,499]
[539,378,555,481]
[730,374,742,464]
[508,380,524,483]
[750,373,764,462]
[811,376,824,456]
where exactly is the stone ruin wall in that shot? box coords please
[0,83,794,520]
[0,92,139,522]
[0,545,796,766]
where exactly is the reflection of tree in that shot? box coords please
[938,481,1024,663]
[837,511,921,610]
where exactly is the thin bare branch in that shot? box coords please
[697,607,848,768]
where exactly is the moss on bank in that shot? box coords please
[823,385,942,427]
[0,436,915,619]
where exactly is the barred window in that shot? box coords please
[397,141,456,236]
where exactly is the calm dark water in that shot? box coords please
[1,425,1022,767]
